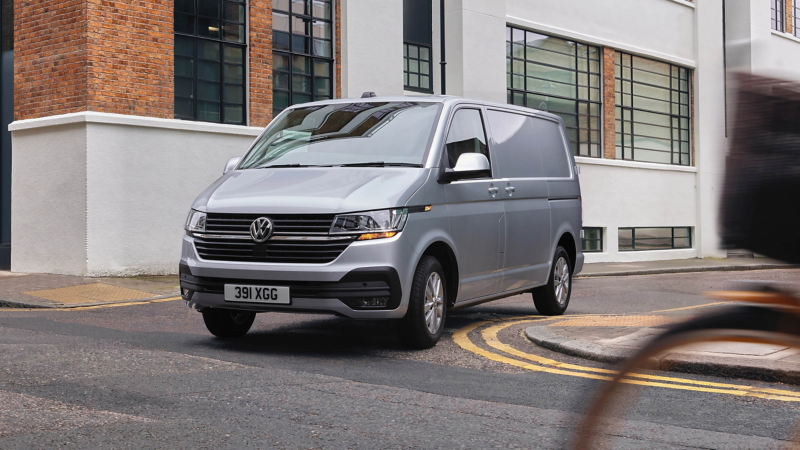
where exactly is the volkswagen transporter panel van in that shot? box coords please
[180,96,583,349]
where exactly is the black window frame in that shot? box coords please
[581,227,603,253]
[773,0,785,32]
[404,42,433,93]
[618,227,692,252]
[506,26,602,158]
[174,0,248,125]
[272,0,335,116]
[794,1,800,37]
[615,52,692,166]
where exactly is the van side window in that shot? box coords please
[486,110,543,178]
[445,109,489,168]
[532,118,571,178]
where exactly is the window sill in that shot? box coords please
[771,29,800,44]
[668,0,695,9]
[575,156,697,173]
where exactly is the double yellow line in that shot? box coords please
[453,318,800,402]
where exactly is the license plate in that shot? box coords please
[224,285,290,304]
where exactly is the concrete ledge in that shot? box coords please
[525,326,800,384]
[575,263,797,278]
[0,293,179,309]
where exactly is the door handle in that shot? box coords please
[505,186,516,193]
[488,187,499,197]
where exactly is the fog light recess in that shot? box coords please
[360,297,390,308]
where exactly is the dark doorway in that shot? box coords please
[0,0,12,269]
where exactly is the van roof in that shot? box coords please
[293,95,565,123]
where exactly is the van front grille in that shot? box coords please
[193,236,353,264]
[205,213,335,235]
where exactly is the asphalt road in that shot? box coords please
[2,269,800,449]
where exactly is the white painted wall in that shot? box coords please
[11,122,88,275]
[10,112,263,276]
[340,0,405,98]
[577,158,698,263]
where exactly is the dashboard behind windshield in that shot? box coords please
[239,101,442,169]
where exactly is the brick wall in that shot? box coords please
[602,47,616,160]
[86,0,174,118]
[786,0,794,35]
[15,1,89,120]
[249,0,272,127]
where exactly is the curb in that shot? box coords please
[0,294,181,310]
[575,263,797,278]
[525,326,800,384]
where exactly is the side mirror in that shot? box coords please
[223,157,241,174]
[440,153,491,183]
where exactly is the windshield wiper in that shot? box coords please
[258,163,321,169]
[336,162,424,168]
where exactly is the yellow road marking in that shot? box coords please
[453,319,800,402]
[652,302,728,313]
[0,296,182,312]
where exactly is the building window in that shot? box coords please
[174,0,247,125]
[272,0,334,116]
[794,1,800,37]
[615,52,691,166]
[582,228,603,253]
[403,0,433,93]
[404,43,432,92]
[506,26,602,158]
[773,0,785,32]
[619,227,692,251]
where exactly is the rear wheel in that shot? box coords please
[398,256,446,349]
[202,309,256,338]
[531,246,572,316]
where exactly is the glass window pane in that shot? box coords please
[175,12,195,34]
[224,46,243,64]
[175,57,194,78]
[292,74,311,93]
[409,74,419,87]
[175,78,194,98]
[312,21,331,39]
[176,0,195,13]
[312,0,331,19]
[409,44,419,59]
[421,76,430,89]
[314,60,330,77]
[198,60,220,81]
[197,81,220,101]
[274,71,290,90]
[223,3,245,22]
[274,53,290,71]
[198,41,220,61]
[175,98,194,118]
[292,0,307,14]
[223,24,244,43]
[199,0,220,17]
[224,85,244,103]
[292,35,310,54]
[314,77,331,96]
[224,105,244,124]
[273,31,290,50]
[274,90,290,110]
[293,16,310,35]
[224,64,243,83]
[175,36,195,57]
[198,17,220,38]
[275,0,290,11]
[198,101,221,122]
[313,39,332,57]
[274,12,289,32]
[292,55,310,74]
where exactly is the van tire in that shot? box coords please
[202,309,256,338]
[398,256,447,349]
[532,246,572,316]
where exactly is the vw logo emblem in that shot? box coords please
[250,217,274,243]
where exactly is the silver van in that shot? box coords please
[180,96,583,348]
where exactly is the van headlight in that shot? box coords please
[185,210,207,234]
[330,208,408,241]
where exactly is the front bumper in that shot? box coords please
[179,232,417,319]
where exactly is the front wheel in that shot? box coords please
[531,246,572,316]
[202,308,256,338]
[398,256,447,349]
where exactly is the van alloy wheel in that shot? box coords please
[425,272,444,335]
[554,256,570,306]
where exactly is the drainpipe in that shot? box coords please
[439,0,446,95]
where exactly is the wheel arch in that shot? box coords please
[420,241,459,308]
[557,231,577,269]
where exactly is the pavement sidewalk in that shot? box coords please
[0,272,180,309]
[525,307,800,384]
[0,256,794,310]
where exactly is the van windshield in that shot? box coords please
[239,102,442,169]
